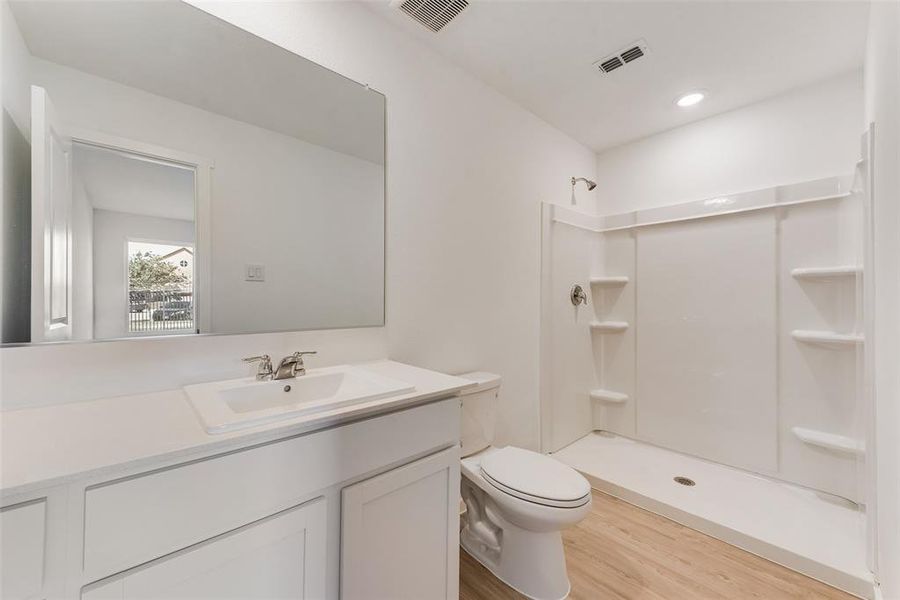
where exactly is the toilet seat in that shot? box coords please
[480,447,591,509]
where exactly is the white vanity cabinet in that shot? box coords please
[81,499,327,600]
[0,395,461,600]
[341,446,460,600]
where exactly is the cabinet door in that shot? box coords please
[341,446,460,600]
[1,499,46,600]
[83,498,326,600]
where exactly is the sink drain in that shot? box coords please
[674,476,696,487]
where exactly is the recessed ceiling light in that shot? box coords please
[676,91,706,108]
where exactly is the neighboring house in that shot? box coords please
[159,247,193,281]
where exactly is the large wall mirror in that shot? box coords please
[1,0,385,345]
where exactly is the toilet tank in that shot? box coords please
[457,372,502,457]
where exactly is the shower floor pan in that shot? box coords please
[553,432,873,599]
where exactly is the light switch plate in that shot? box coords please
[245,264,265,282]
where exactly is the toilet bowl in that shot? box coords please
[457,373,592,600]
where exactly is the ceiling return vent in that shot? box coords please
[593,39,650,74]
[393,0,470,32]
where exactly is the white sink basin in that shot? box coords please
[185,365,416,434]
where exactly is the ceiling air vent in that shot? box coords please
[394,0,470,32]
[593,39,650,74]
[599,56,624,73]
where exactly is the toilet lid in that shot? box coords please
[480,447,591,508]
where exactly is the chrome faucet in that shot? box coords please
[273,351,317,380]
[242,354,274,381]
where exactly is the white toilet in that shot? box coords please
[457,372,592,600]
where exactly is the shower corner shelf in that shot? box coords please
[589,389,628,404]
[791,329,864,347]
[590,321,629,333]
[790,266,861,280]
[792,426,864,457]
[589,276,629,287]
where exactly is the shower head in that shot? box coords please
[571,177,597,191]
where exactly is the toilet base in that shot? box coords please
[461,520,571,600]
[460,476,573,600]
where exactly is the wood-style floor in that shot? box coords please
[459,490,857,600]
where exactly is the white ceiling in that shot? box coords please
[73,143,195,222]
[370,1,870,152]
[10,0,385,164]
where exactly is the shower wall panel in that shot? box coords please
[778,197,861,501]
[544,217,597,452]
[593,229,637,437]
[634,211,779,474]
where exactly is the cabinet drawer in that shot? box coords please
[83,397,458,580]
[82,497,326,600]
[1,499,46,600]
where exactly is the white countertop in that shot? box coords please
[1,360,472,497]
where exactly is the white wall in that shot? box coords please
[1,0,595,454]
[594,71,863,214]
[0,111,31,345]
[864,1,900,595]
[92,209,194,340]
[29,58,385,335]
[0,0,32,344]
[71,176,92,340]
[0,0,29,134]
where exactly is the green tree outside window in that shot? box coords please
[128,252,190,290]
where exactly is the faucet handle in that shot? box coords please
[242,354,272,364]
[242,354,273,380]
[289,352,316,376]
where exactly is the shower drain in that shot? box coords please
[673,476,696,487]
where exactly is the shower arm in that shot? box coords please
[571,177,597,191]
[570,176,597,205]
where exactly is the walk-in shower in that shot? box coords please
[540,165,873,597]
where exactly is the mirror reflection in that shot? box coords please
[1,0,386,345]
